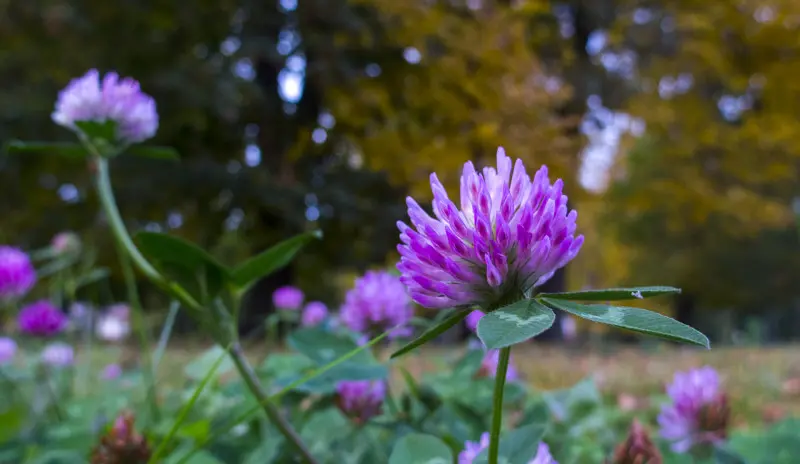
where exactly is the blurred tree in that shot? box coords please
[580,1,800,326]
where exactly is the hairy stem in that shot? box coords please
[229,342,319,464]
[488,346,511,464]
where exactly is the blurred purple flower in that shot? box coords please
[52,69,158,144]
[0,337,17,364]
[301,301,328,327]
[658,366,730,453]
[397,148,583,310]
[336,379,385,423]
[51,232,81,255]
[96,306,131,342]
[477,349,518,382]
[340,270,413,339]
[101,363,123,380]
[0,246,36,300]
[466,310,484,332]
[18,300,67,337]
[560,315,577,341]
[459,432,556,464]
[41,342,74,367]
[272,286,304,311]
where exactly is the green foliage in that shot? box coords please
[4,141,88,159]
[476,300,556,349]
[230,230,322,290]
[388,433,453,464]
[541,298,710,348]
[391,308,471,359]
[540,286,682,301]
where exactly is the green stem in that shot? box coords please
[91,155,315,462]
[488,346,511,464]
[152,301,180,370]
[93,157,202,313]
[228,342,318,464]
[115,246,160,421]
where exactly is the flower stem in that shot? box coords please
[93,157,202,313]
[488,346,511,464]
[115,245,160,421]
[91,155,316,462]
[228,342,319,464]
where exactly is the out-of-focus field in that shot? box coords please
[99,342,800,428]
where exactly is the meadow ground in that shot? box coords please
[90,341,800,429]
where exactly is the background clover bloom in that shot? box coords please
[301,301,328,327]
[466,310,484,332]
[459,433,556,464]
[611,419,662,464]
[658,366,730,453]
[0,246,36,300]
[335,379,386,423]
[52,69,158,144]
[51,232,81,255]
[339,270,413,338]
[18,300,67,337]
[41,342,75,367]
[272,286,304,311]
[397,147,583,310]
[477,349,518,381]
[0,337,17,364]
[101,363,123,381]
[96,304,131,342]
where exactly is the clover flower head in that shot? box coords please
[272,286,304,311]
[336,379,386,423]
[0,246,36,300]
[301,301,328,327]
[397,147,583,310]
[18,300,67,337]
[658,366,730,453]
[339,270,413,339]
[52,69,158,144]
[101,363,123,380]
[612,419,663,464]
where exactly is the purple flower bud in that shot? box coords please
[340,270,414,339]
[397,148,583,310]
[41,342,74,367]
[101,363,123,380]
[301,301,328,327]
[0,246,36,300]
[18,300,67,337]
[658,366,730,453]
[272,286,304,311]
[458,433,557,464]
[336,380,385,423]
[51,232,81,255]
[0,337,17,364]
[52,69,158,144]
